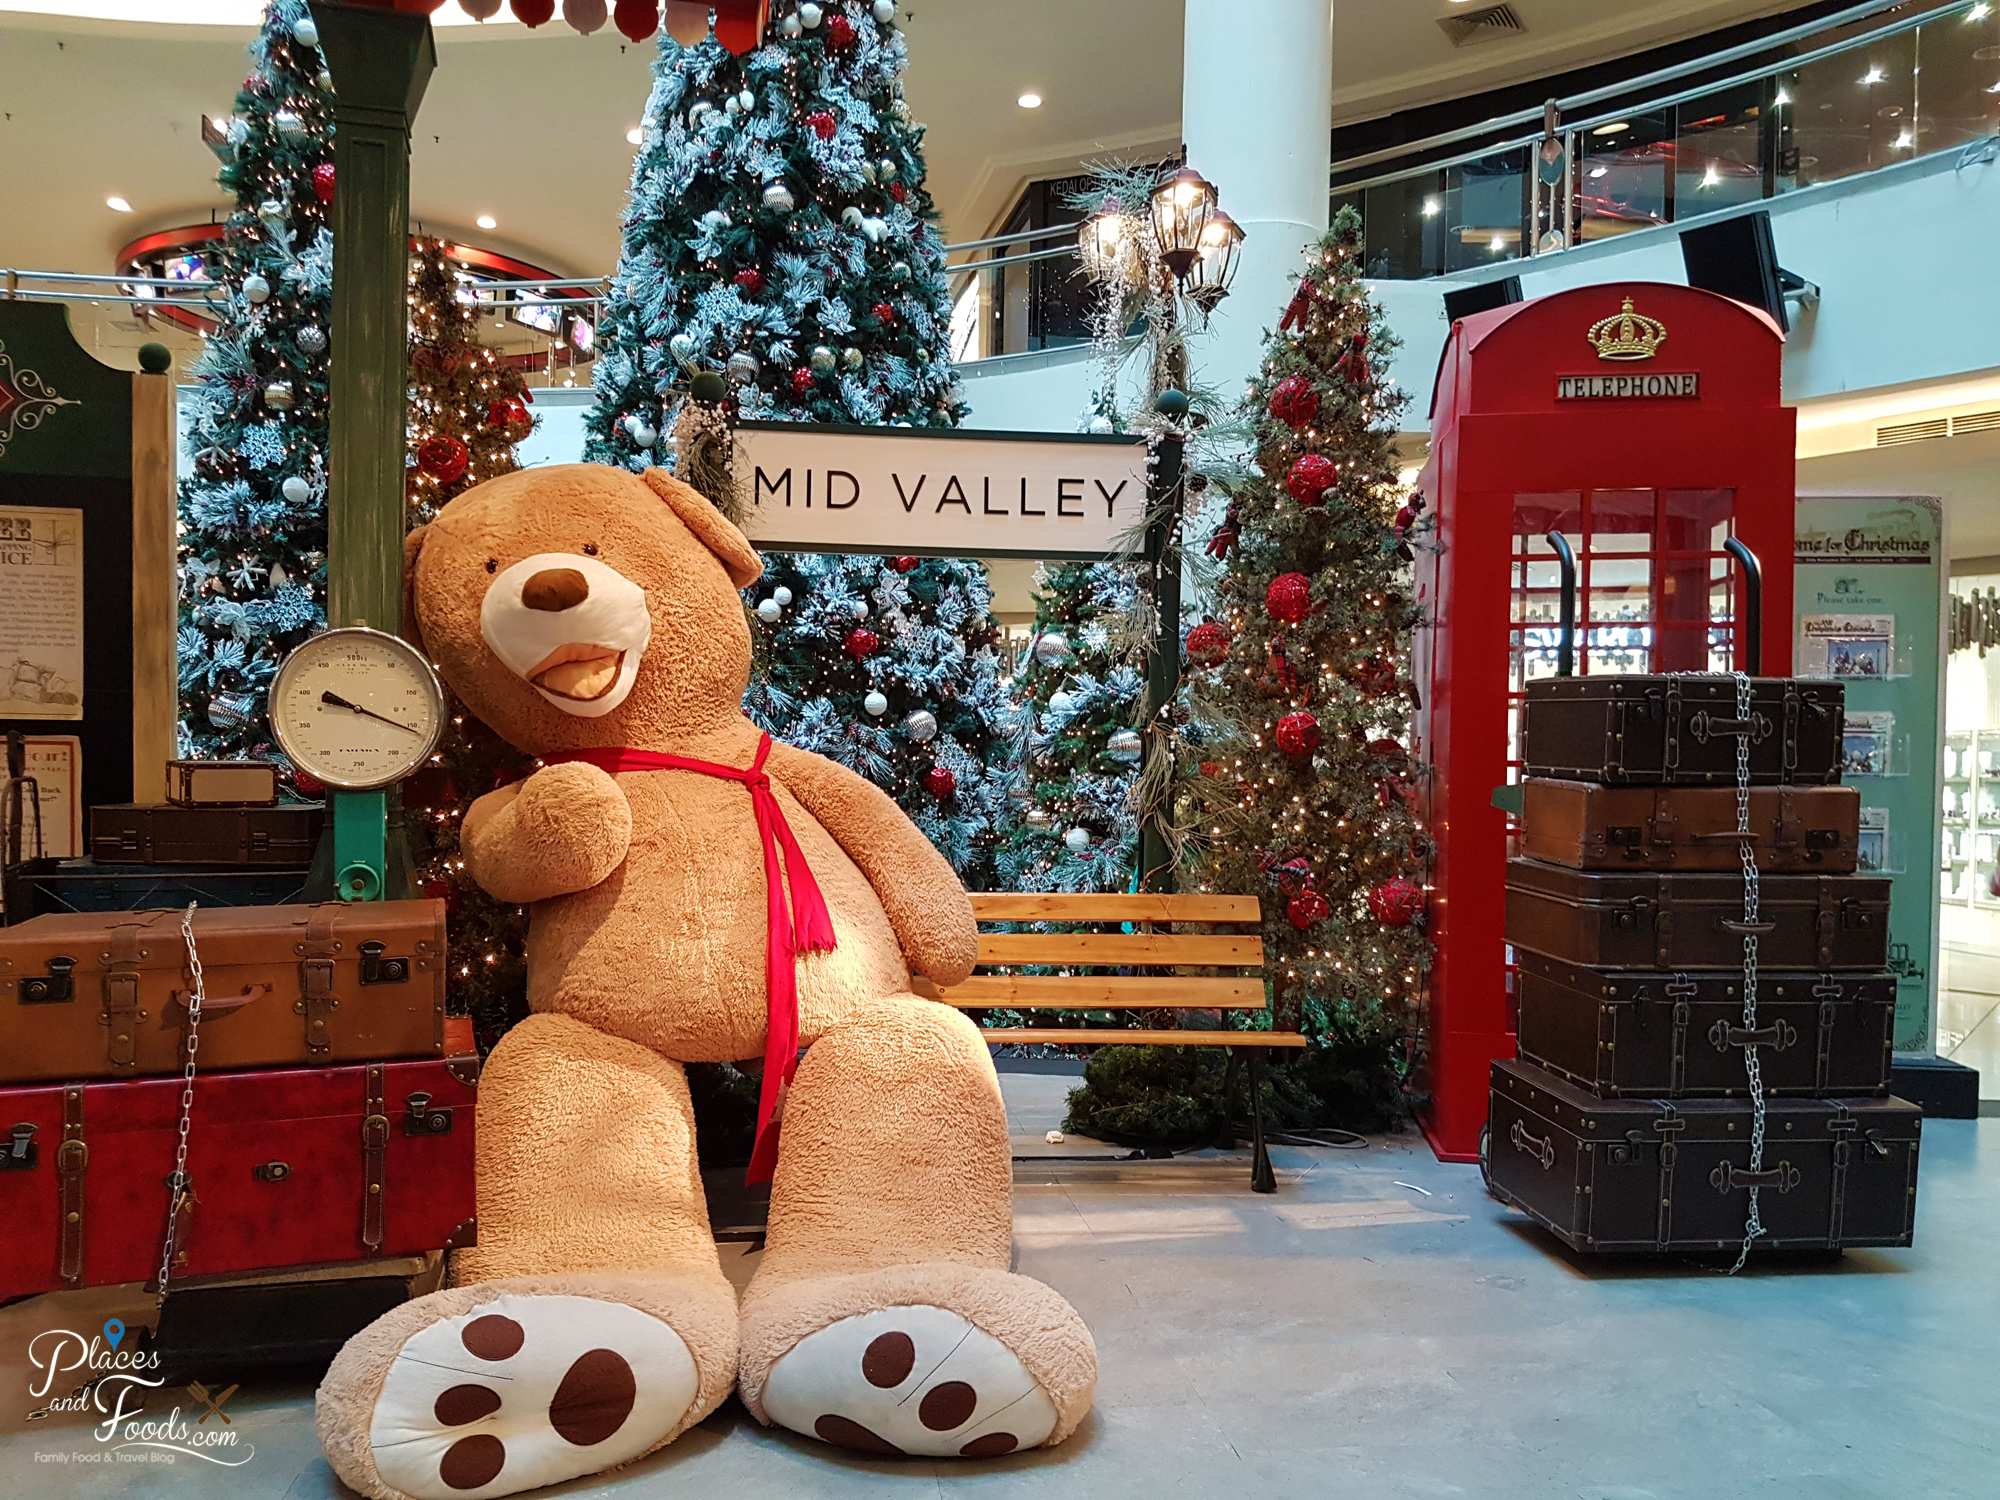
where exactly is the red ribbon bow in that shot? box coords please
[545,733,836,1182]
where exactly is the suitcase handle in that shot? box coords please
[1723,536,1763,675]
[1720,919,1777,934]
[1545,530,1576,678]
[1509,1119,1557,1169]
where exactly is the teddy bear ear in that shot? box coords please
[639,467,764,590]
[401,524,430,658]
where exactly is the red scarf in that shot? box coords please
[544,732,836,1183]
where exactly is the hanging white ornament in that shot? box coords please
[798,2,822,27]
[772,586,793,606]
[1064,826,1092,852]
[762,180,796,212]
[1033,631,1070,666]
[291,15,319,45]
[726,351,762,384]
[903,709,938,742]
[872,0,895,19]
[281,475,311,504]
[863,690,889,717]
[241,273,271,304]
[756,598,783,624]
[1107,728,1144,763]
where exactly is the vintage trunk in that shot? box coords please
[90,803,325,866]
[1519,677,1844,785]
[1486,1058,1919,1254]
[0,1054,478,1299]
[1519,780,1859,873]
[1513,949,1896,1097]
[1504,859,1891,971]
[0,900,446,1083]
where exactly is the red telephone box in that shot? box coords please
[1411,282,1796,1162]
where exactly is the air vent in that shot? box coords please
[1876,418,1948,446]
[1438,4,1526,47]
[1951,409,2000,435]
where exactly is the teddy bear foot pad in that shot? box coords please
[363,1293,701,1500]
[762,1304,1060,1458]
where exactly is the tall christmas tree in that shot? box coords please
[1187,208,1431,1065]
[584,2,962,457]
[177,0,334,759]
[401,238,539,1051]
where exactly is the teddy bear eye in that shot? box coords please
[583,543,599,556]
[484,558,498,574]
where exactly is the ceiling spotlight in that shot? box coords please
[1017,92,1042,109]
[476,215,497,230]
[106,196,132,213]
[626,126,643,144]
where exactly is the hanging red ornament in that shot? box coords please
[1286,890,1332,930]
[312,162,336,204]
[1185,619,1231,667]
[1367,876,1424,928]
[1285,453,1335,507]
[510,0,555,26]
[890,555,920,573]
[806,109,837,140]
[1265,572,1312,624]
[613,0,658,41]
[844,627,880,659]
[1335,331,1372,386]
[792,367,815,395]
[416,435,470,484]
[1268,373,1319,428]
[291,767,325,798]
[1274,710,1321,758]
[922,765,957,800]
[733,267,767,295]
[824,12,855,48]
[871,301,896,326]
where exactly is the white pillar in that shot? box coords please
[1180,0,1332,399]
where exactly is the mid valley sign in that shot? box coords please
[731,421,1151,559]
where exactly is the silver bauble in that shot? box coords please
[903,709,938,743]
[810,345,837,374]
[241,273,271,304]
[756,598,783,624]
[291,15,319,45]
[798,2,822,26]
[872,0,896,19]
[297,324,326,353]
[1107,728,1144,763]
[1064,826,1092,851]
[262,381,295,411]
[773,586,793,606]
[726,350,762,384]
[1033,631,1070,666]
[762,181,796,212]
[281,475,311,504]
[864,690,889,717]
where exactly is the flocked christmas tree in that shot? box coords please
[1186,208,1431,1066]
[402,238,539,1051]
[177,0,334,760]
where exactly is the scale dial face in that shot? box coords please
[270,628,446,791]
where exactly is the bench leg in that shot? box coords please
[1246,1050,1276,1194]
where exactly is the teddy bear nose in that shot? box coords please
[521,567,590,612]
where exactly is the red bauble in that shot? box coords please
[1367,876,1424,928]
[824,12,855,48]
[792,367,815,395]
[733,268,767,295]
[890,555,920,573]
[311,162,336,204]
[1285,452,1335,507]
[291,768,325,798]
[1274,710,1321,757]
[807,110,837,140]
[1268,373,1319,428]
[416,435,470,484]
[844,627,880,659]
[922,765,957,800]
[1185,619,1230,667]
[871,301,895,326]
[1265,572,1312,624]
[1287,890,1331,930]
[890,180,907,203]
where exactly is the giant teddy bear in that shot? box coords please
[315,464,1096,1499]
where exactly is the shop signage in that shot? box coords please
[732,420,1148,559]
[1556,372,1700,400]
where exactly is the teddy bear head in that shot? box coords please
[404,464,764,757]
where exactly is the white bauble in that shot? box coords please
[773,586,793,606]
[903,709,938,742]
[864,690,889,717]
[756,598,783,623]
[1064,826,1092,852]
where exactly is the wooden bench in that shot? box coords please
[911,892,1305,1192]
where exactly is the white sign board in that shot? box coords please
[733,421,1150,559]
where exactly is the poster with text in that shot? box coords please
[0,506,83,721]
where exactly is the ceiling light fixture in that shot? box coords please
[106,196,132,212]
[476,215,497,230]
[626,126,642,144]
[1017,92,1042,108]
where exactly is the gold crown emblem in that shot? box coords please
[1586,297,1667,361]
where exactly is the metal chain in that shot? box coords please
[156,903,205,1304]
[1727,671,1766,1274]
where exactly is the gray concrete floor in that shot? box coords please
[3,1071,1996,1499]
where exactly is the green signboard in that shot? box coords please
[1794,494,1947,1051]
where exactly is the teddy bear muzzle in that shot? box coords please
[479,552,655,718]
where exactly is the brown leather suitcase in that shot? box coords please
[1504,858,1891,970]
[1513,949,1895,1098]
[1485,1057,1919,1254]
[0,900,447,1084]
[1519,779,1859,872]
[90,803,324,866]
[1519,676,1844,785]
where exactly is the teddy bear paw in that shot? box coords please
[762,1304,1060,1458]
[364,1293,701,1499]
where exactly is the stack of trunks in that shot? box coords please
[1486,674,1922,1256]
[0,900,477,1299]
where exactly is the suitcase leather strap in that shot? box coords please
[300,908,340,1057]
[361,1062,388,1254]
[101,922,149,1071]
[58,1084,86,1286]
[1827,1106,1857,1248]
[1651,1105,1683,1250]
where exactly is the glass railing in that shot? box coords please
[1333,0,2000,280]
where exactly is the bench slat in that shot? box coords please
[979,1028,1307,1048]
[975,932,1263,967]
[967,893,1260,924]
[931,975,1267,1008]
